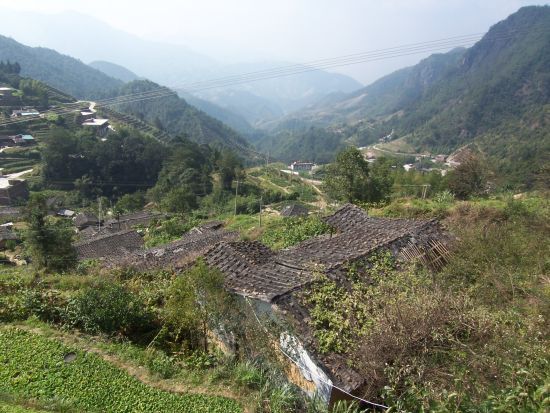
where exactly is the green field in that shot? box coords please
[0,327,241,413]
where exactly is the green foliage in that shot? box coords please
[63,281,154,335]
[148,140,214,212]
[144,216,200,248]
[0,327,241,412]
[447,155,487,199]
[162,260,228,352]
[115,192,146,213]
[0,36,121,99]
[42,127,167,199]
[302,252,395,353]
[261,216,330,250]
[23,194,76,272]
[113,80,251,151]
[323,147,371,203]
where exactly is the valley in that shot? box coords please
[0,3,549,413]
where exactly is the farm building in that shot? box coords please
[204,204,452,406]
[290,161,315,171]
[106,222,238,271]
[104,211,165,231]
[0,178,29,206]
[280,204,308,218]
[73,230,144,260]
[73,212,100,230]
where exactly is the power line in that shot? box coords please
[0,25,547,129]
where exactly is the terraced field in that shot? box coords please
[0,327,242,413]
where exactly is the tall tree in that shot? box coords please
[323,147,371,203]
[448,155,487,199]
[23,194,76,271]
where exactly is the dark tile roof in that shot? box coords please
[104,211,165,230]
[74,212,100,229]
[110,225,239,271]
[74,230,143,260]
[0,227,18,241]
[205,241,311,302]
[280,204,308,217]
[206,204,445,302]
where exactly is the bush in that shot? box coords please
[63,281,155,335]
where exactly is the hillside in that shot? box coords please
[111,80,256,155]
[89,60,140,83]
[0,35,122,99]
[0,9,362,124]
[259,6,550,187]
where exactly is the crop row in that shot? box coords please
[0,328,241,413]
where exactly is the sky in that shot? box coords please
[0,0,548,84]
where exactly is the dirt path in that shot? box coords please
[6,324,254,412]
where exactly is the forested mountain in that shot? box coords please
[89,60,140,83]
[0,35,122,98]
[111,80,254,154]
[0,9,362,123]
[0,35,255,155]
[260,6,550,187]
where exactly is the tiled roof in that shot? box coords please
[74,212,99,229]
[110,225,239,271]
[280,204,308,217]
[104,211,165,230]
[74,230,143,260]
[206,204,444,302]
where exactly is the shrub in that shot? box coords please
[63,281,154,335]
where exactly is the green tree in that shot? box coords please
[23,194,76,271]
[323,147,371,203]
[164,260,228,352]
[448,155,487,199]
[217,149,242,190]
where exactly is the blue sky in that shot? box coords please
[0,0,547,83]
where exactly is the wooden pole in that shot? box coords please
[234,180,239,216]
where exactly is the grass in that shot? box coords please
[0,327,242,413]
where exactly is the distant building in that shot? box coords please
[290,161,315,171]
[435,154,447,163]
[73,212,100,230]
[0,178,29,206]
[11,108,40,118]
[82,118,110,137]
[280,204,309,218]
[8,134,35,146]
[0,226,18,249]
[56,209,76,218]
[403,163,415,172]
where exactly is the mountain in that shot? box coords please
[0,9,216,86]
[0,9,362,123]
[111,80,254,154]
[190,61,363,125]
[89,60,140,83]
[0,35,255,155]
[273,47,466,128]
[0,35,122,98]
[259,6,550,187]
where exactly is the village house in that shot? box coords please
[105,222,238,271]
[73,230,144,260]
[204,204,451,406]
[290,161,315,171]
[104,211,166,231]
[0,225,18,249]
[280,203,309,218]
[81,118,110,137]
[11,108,40,118]
[0,177,29,206]
[85,207,451,407]
[73,212,100,230]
